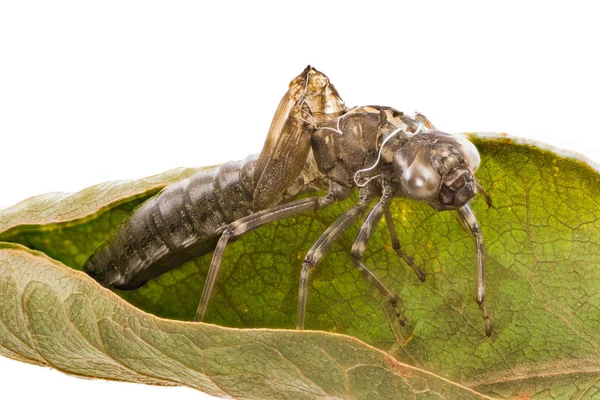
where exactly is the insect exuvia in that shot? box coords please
[84,66,493,336]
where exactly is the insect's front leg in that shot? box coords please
[350,199,407,324]
[383,208,426,281]
[458,204,491,336]
[194,190,338,322]
[349,198,426,325]
[297,192,373,329]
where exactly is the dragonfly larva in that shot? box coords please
[84,66,492,335]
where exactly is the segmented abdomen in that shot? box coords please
[83,155,258,290]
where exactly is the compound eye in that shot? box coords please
[401,147,441,200]
[455,136,481,172]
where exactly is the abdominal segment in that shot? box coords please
[83,156,257,290]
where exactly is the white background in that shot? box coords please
[1,1,599,399]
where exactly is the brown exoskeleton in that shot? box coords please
[84,66,492,336]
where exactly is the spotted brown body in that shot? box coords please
[84,156,258,290]
[84,103,418,289]
[84,66,492,336]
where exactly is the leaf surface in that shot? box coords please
[1,135,600,399]
[0,242,488,399]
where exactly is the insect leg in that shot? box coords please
[297,197,371,330]
[383,208,426,281]
[350,201,406,324]
[458,204,491,336]
[194,191,337,322]
[476,181,494,208]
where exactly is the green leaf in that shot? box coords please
[2,134,600,399]
[0,242,489,399]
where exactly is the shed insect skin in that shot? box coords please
[84,66,491,336]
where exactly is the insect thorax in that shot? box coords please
[311,106,415,189]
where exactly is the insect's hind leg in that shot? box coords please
[297,196,372,329]
[194,191,338,322]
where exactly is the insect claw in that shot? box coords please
[404,255,426,282]
[388,295,407,325]
[412,263,426,282]
[392,304,406,325]
[485,320,492,337]
[480,303,492,336]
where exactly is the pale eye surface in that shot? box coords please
[455,136,481,172]
[401,147,441,200]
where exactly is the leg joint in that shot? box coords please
[350,242,366,260]
[303,255,315,269]
[476,293,485,305]
[222,225,235,238]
